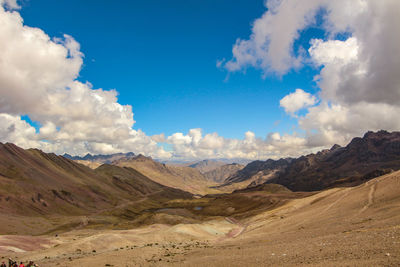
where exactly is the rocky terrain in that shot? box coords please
[187,160,226,173]
[222,158,291,188]
[203,163,245,183]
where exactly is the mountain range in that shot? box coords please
[2,130,400,266]
[222,130,400,191]
[59,130,400,194]
[63,152,136,163]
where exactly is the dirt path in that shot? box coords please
[359,182,377,213]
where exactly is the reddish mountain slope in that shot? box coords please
[0,143,191,218]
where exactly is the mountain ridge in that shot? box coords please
[203,163,245,183]
[188,159,226,173]
[112,155,221,195]
[0,142,192,234]
[221,130,400,191]
[62,152,136,164]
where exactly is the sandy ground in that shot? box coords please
[1,171,400,266]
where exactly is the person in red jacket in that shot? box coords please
[19,262,25,267]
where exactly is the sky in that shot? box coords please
[0,0,400,160]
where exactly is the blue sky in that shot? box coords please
[20,0,318,139]
[2,0,396,159]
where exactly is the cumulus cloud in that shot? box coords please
[0,0,19,9]
[308,37,359,66]
[280,89,317,115]
[164,129,311,160]
[222,0,322,75]
[224,0,400,151]
[0,114,40,148]
[0,2,169,158]
[151,133,166,143]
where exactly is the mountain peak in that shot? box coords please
[330,144,341,151]
[62,152,136,164]
[188,159,226,173]
[133,154,153,161]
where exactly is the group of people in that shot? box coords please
[0,259,38,267]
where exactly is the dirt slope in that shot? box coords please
[173,169,400,266]
[3,171,400,266]
[113,155,221,195]
[0,143,192,235]
[188,160,226,173]
[73,160,102,169]
[203,163,244,183]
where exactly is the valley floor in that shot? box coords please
[2,171,400,266]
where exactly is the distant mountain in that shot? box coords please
[217,158,253,165]
[62,152,135,164]
[160,158,253,166]
[72,160,103,169]
[222,130,400,191]
[224,159,292,186]
[113,155,222,195]
[203,163,245,183]
[188,160,226,173]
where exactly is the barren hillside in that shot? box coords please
[2,170,399,266]
[113,155,221,195]
[0,143,192,235]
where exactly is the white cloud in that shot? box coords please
[222,0,323,75]
[302,0,400,147]
[280,89,317,115]
[0,0,19,9]
[309,37,359,65]
[164,129,311,160]
[151,133,166,143]
[0,113,40,148]
[224,0,400,151]
[0,3,169,158]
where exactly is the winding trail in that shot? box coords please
[359,182,377,213]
